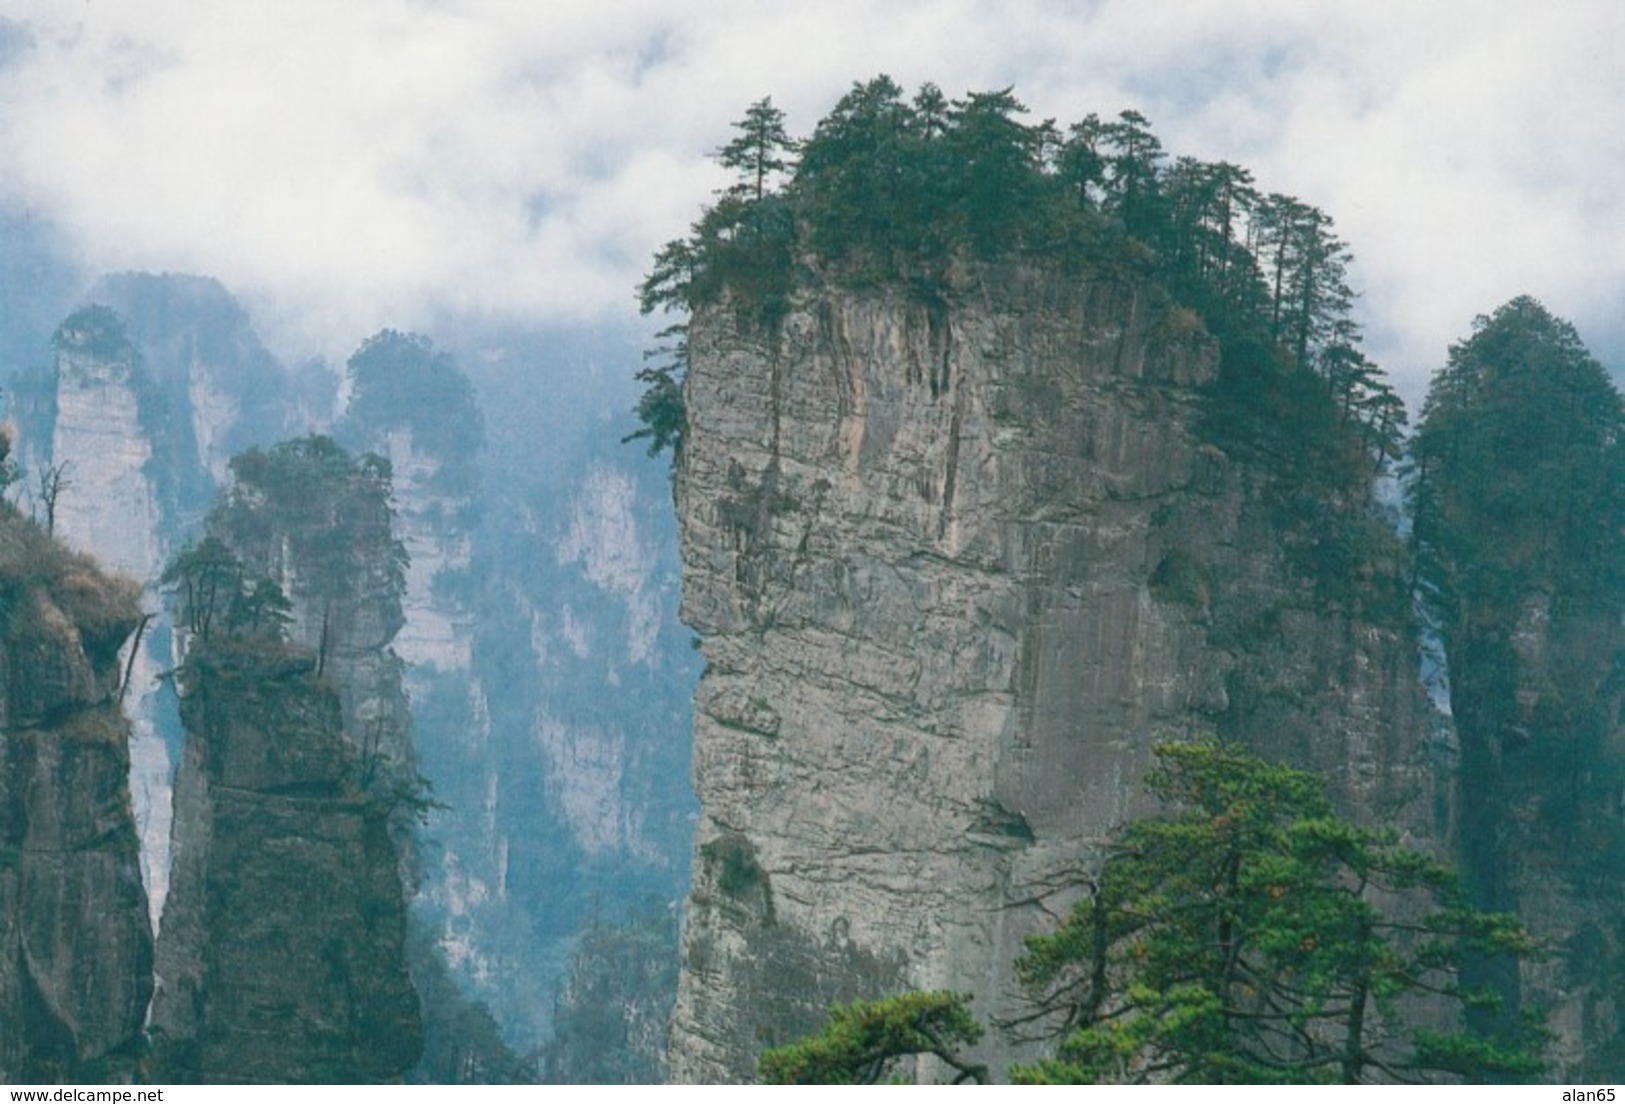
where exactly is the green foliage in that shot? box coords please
[218,435,407,616]
[543,899,680,1084]
[701,833,764,898]
[631,79,1406,567]
[716,96,797,201]
[1412,299,1624,844]
[161,537,299,645]
[0,424,17,498]
[1410,298,1623,1074]
[407,923,537,1084]
[1149,550,1209,609]
[1413,296,1624,616]
[51,304,130,359]
[229,575,295,635]
[165,441,400,658]
[758,991,987,1085]
[764,745,1546,1084]
[0,506,142,662]
[620,325,688,466]
[161,537,245,640]
[789,78,1071,275]
[1011,742,1547,1084]
[344,329,483,487]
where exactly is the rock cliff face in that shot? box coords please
[469,452,696,1052]
[150,639,420,1082]
[380,427,477,675]
[0,511,151,1082]
[48,340,165,581]
[150,437,421,1082]
[1471,591,1624,1079]
[666,267,1438,1081]
[44,332,178,935]
[537,462,685,863]
[334,328,699,1053]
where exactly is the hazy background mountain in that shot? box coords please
[0,211,697,1061]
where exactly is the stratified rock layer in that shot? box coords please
[667,267,1438,1082]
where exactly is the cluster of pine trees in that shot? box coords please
[633,76,1404,489]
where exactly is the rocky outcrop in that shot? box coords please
[84,273,292,500]
[1411,300,1625,1081]
[17,282,298,928]
[150,639,420,1083]
[666,267,1439,1082]
[150,436,422,1082]
[0,511,151,1082]
[207,437,413,778]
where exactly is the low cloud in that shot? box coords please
[1,0,1621,402]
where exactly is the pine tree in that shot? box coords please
[1012,743,1546,1084]
[759,991,986,1085]
[716,97,796,202]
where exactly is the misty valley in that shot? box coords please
[0,82,1618,1085]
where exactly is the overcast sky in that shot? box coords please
[1,1,1621,407]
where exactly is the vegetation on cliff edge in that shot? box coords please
[634,80,1403,479]
[631,80,1410,614]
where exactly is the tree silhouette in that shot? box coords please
[717,97,796,201]
[36,460,72,537]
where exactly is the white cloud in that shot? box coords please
[1,1,1621,402]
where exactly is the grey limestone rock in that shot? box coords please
[666,266,1440,1082]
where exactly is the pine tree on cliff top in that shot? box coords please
[716,96,796,202]
[631,79,1401,489]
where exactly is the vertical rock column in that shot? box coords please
[151,639,421,1082]
[667,273,1225,1081]
[665,268,1441,1082]
[151,437,422,1082]
[48,332,173,928]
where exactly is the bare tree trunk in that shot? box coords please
[117,613,154,706]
